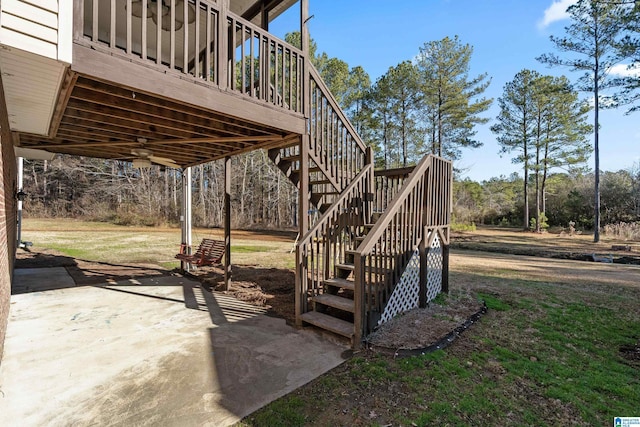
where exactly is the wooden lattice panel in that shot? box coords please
[377,233,444,327]
[378,248,420,326]
[426,233,443,302]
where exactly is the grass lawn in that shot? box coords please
[18,219,640,425]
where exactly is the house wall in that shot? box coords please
[0,0,72,63]
[0,74,16,363]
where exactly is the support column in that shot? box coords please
[295,0,310,327]
[418,229,427,308]
[180,167,192,272]
[16,157,23,248]
[224,156,231,291]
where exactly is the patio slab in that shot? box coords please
[0,268,348,426]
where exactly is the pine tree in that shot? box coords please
[537,0,633,242]
[416,36,492,160]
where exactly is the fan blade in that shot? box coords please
[149,155,180,169]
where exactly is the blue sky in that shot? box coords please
[269,0,640,182]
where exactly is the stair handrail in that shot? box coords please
[295,159,374,321]
[307,66,369,188]
[352,154,452,343]
[308,67,367,153]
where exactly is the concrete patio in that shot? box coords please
[0,267,348,426]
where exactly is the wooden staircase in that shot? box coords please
[267,59,453,349]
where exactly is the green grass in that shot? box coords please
[230,245,273,253]
[245,278,640,426]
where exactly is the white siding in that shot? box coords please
[0,47,67,135]
[0,0,71,63]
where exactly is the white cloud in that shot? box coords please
[610,63,640,78]
[538,0,577,29]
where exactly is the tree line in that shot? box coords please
[21,0,640,233]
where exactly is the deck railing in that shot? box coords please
[373,166,414,213]
[296,153,374,320]
[77,0,304,113]
[308,66,368,191]
[353,155,452,343]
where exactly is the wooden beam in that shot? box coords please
[224,156,231,291]
[47,69,77,138]
[29,135,283,150]
[72,44,306,135]
[73,78,282,137]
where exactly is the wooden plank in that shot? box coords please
[300,311,353,338]
[323,278,354,291]
[71,44,306,135]
[92,0,98,43]
[71,78,283,136]
[48,69,77,138]
[312,294,354,313]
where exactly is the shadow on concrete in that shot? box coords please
[13,248,172,294]
[8,255,347,426]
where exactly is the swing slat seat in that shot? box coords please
[176,238,225,267]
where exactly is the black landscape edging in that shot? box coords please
[366,302,488,358]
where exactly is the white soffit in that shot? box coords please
[0,45,67,135]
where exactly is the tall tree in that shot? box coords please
[537,0,632,242]
[537,76,592,222]
[491,70,538,230]
[366,74,398,168]
[386,61,422,167]
[415,36,492,161]
[492,70,592,231]
[344,65,371,134]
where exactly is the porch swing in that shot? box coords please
[175,237,225,267]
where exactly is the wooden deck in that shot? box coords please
[16,0,306,167]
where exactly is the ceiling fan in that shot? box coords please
[131,145,180,169]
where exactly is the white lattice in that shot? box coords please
[377,232,444,327]
[426,233,443,303]
[378,248,420,325]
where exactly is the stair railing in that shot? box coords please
[308,66,368,191]
[373,166,415,213]
[296,154,374,323]
[352,154,452,344]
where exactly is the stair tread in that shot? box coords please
[324,277,355,291]
[312,294,354,312]
[301,311,354,338]
[335,263,355,271]
[310,179,332,185]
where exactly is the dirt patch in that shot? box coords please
[620,340,640,365]
[187,265,297,324]
[367,291,485,351]
[452,227,640,265]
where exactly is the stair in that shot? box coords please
[268,142,340,214]
[300,311,354,339]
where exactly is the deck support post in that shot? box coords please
[224,156,231,291]
[180,167,192,272]
[418,229,427,308]
[295,0,311,327]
